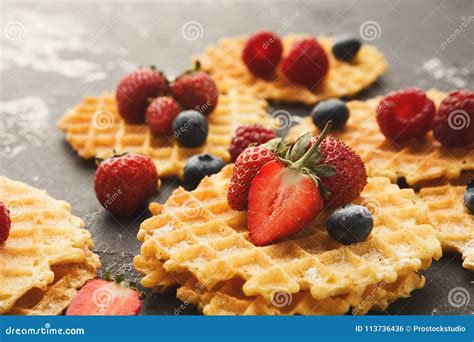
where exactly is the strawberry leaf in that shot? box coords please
[304,150,322,167]
[264,138,289,159]
[312,164,337,178]
[287,132,311,161]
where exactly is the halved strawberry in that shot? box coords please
[248,160,324,245]
[66,279,141,315]
[247,123,335,246]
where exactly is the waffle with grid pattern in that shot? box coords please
[135,165,441,314]
[176,272,425,315]
[0,176,100,315]
[7,249,100,315]
[58,89,271,179]
[287,89,474,187]
[197,34,387,105]
[415,185,473,271]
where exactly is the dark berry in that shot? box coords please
[432,90,474,148]
[464,179,474,214]
[332,35,361,61]
[228,124,277,161]
[376,88,435,143]
[172,110,208,147]
[326,204,373,245]
[145,96,180,135]
[184,153,226,189]
[311,99,349,131]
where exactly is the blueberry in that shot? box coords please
[464,179,474,214]
[184,153,225,189]
[172,110,208,147]
[327,204,373,245]
[311,99,349,131]
[332,35,361,61]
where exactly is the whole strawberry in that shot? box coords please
[248,126,335,246]
[310,136,367,208]
[281,38,329,89]
[432,90,474,148]
[229,124,277,161]
[242,31,283,79]
[145,96,180,135]
[0,202,11,244]
[172,68,219,115]
[94,153,158,217]
[116,68,170,124]
[227,145,277,211]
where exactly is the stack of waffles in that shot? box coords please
[0,176,100,315]
[134,166,443,315]
[287,90,474,270]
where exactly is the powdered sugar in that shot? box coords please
[421,58,471,88]
[1,8,106,82]
[0,96,51,158]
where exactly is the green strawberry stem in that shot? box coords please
[291,121,332,170]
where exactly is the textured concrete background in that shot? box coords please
[1,0,473,315]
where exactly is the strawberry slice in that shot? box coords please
[66,279,141,316]
[248,160,324,245]
[247,123,335,246]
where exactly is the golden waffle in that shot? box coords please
[7,250,100,315]
[58,89,271,179]
[197,34,388,105]
[287,89,474,186]
[176,272,425,315]
[135,165,441,314]
[134,248,425,315]
[415,185,474,271]
[0,176,100,315]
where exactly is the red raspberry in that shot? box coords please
[227,146,277,211]
[376,88,435,143]
[0,202,11,244]
[116,68,170,124]
[94,153,158,217]
[242,31,283,79]
[432,90,474,148]
[145,97,180,135]
[228,124,277,161]
[310,136,367,208]
[171,71,219,115]
[281,38,329,89]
